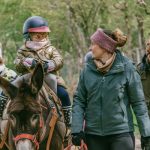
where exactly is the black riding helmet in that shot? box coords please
[23,16,50,40]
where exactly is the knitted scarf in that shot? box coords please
[94,53,116,73]
[25,39,50,51]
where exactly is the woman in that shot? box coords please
[71,28,150,150]
[138,39,150,117]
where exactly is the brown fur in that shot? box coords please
[7,82,41,114]
[0,64,66,150]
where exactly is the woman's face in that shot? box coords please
[30,32,48,42]
[90,42,106,59]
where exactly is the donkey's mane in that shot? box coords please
[7,77,42,114]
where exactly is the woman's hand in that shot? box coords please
[72,131,86,146]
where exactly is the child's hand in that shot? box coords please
[43,60,55,73]
[23,58,37,69]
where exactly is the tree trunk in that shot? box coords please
[137,16,145,59]
[66,3,88,71]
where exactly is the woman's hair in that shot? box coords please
[103,28,127,47]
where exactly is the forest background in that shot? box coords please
[0,0,150,97]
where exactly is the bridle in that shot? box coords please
[12,107,58,150]
[13,133,40,150]
[8,82,59,150]
[13,114,44,150]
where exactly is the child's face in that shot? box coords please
[30,32,48,42]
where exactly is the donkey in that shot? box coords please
[0,63,66,150]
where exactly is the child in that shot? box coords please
[14,16,72,128]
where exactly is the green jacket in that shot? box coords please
[138,55,150,105]
[72,50,150,137]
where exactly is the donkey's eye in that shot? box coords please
[30,114,40,127]
[32,114,39,120]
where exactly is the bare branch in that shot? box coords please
[143,5,150,15]
[136,0,150,15]
[137,0,146,6]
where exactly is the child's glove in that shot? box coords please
[23,58,37,69]
[43,60,56,73]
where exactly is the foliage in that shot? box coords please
[0,0,150,72]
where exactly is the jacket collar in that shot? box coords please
[86,50,125,75]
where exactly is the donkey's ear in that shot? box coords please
[31,63,44,94]
[0,76,18,99]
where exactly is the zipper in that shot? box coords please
[100,76,105,135]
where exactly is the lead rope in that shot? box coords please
[64,140,88,150]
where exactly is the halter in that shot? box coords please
[13,115,44,150]
[13,134,39,150]
[7,84,59,150]
[12,107,58,150]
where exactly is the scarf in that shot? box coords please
[94,53,116,73]
[25,39,50,51]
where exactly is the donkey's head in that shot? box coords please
[0,64,44,150]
